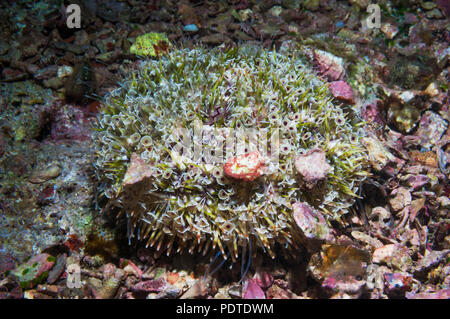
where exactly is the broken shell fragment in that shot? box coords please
[122,153,153,187]
[223,151,265,181]
[29,163,62,184]
[294,149,331,189]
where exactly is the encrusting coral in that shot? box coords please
[93,45,368,263]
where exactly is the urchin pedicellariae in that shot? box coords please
[94,46,368,262]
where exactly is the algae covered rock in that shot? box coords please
[94,45,368,261]
[130,32,171,57]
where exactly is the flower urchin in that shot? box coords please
[94,45,368,262]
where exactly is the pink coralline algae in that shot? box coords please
[243,278,266,299]
[224,151,265,181]
[294,149,331,189]
[328,81,355,105]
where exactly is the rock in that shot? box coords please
[253,270,274,290]
[28,163,62,184]
[130,32,171,57]
[131,277,169,293]
[57,65,73,79]
[426,8,443,19]
[309,244,370,297]
[362,137,404,175]
[414,250,450,274]
[292,202,333,252]
[199,33,232,45]
[224,151,265,181]
[265,284,292,299]
[11,253,56,289]
[406,289,450,299]
[381,23,399,39]
[43,77,64,89]
[351,231,383,248]
[33,65,58,81]
[313,49,345,81]
[47,253,67,284]
[294,149,331,189]
[120,259,143,278]
[372,244,412,272]
[384,272,413,295]
[389,187,411,212]
[243,278,265,299]
[437,196,450,209]
[180,279,208,299]
[405,174,430,191]
[281,0,301,9]
[183,24,199,32]
[0,252,16,276]
[303,0,320,11]
[328,81,355,104]
[415,111,447,150]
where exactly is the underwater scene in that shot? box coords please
[0,0,449,300]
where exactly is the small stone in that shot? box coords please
[47,253,67,284]
[294,148,331,188]
[23,289,53,299]
[120,259,143,278]
[57,65,73,79]
[372,244,412,272]
[362,137,402,174]
[422,2,437,10]
[182,24,199,32]
[381,23,399,39]
[309,244,370,296]
[384,272,413,294]
[313,49,345,81]
[303,0,319,11]
[415,111,447,150]
[292,202,333,252]
[253,270,274,289]
[130,32,171,57]
[351,231,383,248]
[12,253,56,289]
[43,77,64,89]
[265,284,291,299]
[199,33,232,45]
[437,196,450,209]
[243,278,265,299]
[180,279,207,299]
[328,81,355,104]
[426,8,443,19]
[132,277,168,293]
[389,187,411,212]
[406,174,430,191]
[29,163,62,184]
[406,289,450,299]
[224,151,265,181]
[424,82,440,97]
[414,250,450,273]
